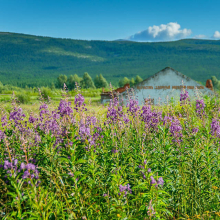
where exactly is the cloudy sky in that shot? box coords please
[0,0,220,42]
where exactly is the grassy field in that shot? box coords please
[0,90,220,219]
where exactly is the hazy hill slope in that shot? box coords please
[0,32,220,87]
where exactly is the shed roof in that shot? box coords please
[138,67,194,85]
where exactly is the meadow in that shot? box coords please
[0,87,220,219]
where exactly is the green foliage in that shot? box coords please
[70,88,102,97]
[40,87,53,101]
[130,78,135,87]
[0,95,220,219]
[81,72,96,89]
[67,74,82,90]
[94,75,100,88]
[119,77,130,87]
[211,76,220,90]
[0,33,220,87]
[50,82,55,90]
[16,93,31,104]
[135,75,143,84]
[0,81,3,93]
[57,74,67,88]
[94,74,108,88]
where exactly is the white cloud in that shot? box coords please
[213,31,220,39]
[127,22,192,42]
[193,35,207,39]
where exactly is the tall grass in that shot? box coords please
[0,90,220,219]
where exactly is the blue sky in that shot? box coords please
[0,0,220,41]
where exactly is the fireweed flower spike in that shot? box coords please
[192,127,199,134]
[126,99,140,116]
[180,89,190,104]
[0,130,5,140]
[118,184,132,197]
[58,100,73,117]
[210,119,220,138]
[196,99,205,116]
[169,118,183,143]
[150,176,157,185]
[157,177,164,186]
[74,94,86,111]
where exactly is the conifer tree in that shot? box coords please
[94,75,100,88]
[130,78,135,87]
[135,75,143,84]
[99,74,108,88]
[94,74,108,88]
[211,76,220,90]
[81,72,96,89]
[119,77,130,87]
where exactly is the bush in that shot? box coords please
[40,87,53,101]
[16,93,31,104]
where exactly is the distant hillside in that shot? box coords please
[0,32,220,87]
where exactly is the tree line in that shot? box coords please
[56,72,143,90]
[211,76,220,90]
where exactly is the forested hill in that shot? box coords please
[0,32,220,87]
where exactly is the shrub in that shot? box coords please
[16,93,31,104]
[40,87,53,101]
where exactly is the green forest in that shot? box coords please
[0,32,220,88]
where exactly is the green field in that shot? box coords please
[0,89,220,219]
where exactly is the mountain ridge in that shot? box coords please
[0,32,220,87]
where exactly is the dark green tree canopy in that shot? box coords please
[130,78,135,87]
[211,76,220,90]
[135,75,143,84]
[81,72,96,89]
[94,75,100,88]
[119,77,130,87]
[94,74,108,88]
[99,74,108,88]
[57,74,67,89]
[0,81,3,93]
[67,74,82,90]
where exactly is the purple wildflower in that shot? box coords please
[169,118,183,142]
[29,116,37,123]
[4,161,12,170]
[196,99,205,116]
[180,90,190,103]
[192,127,199,134]
[126,99,140,116]
[20,163,25,170]
[58,100,73,117]
[26,163,36,171]
[210,119,220,138]
[157,177,164,186]
[118,184,132,197]
[68,172,74,177]
[0,130,4,140]
[150,176,157,185]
